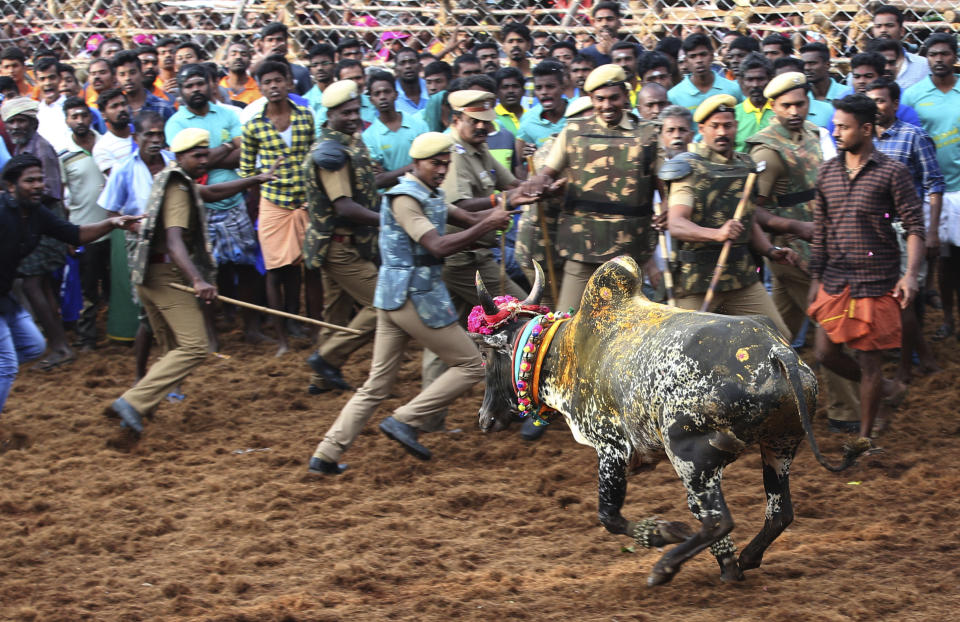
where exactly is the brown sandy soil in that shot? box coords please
[2,313,960,622]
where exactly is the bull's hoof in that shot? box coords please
[647,564,677,586]
[738,550,762,572]
[658,521,695,545]
[718,556,745,582]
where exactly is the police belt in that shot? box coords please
[412,255,444,267]
[564,198,653,217]
[774,188,816,208]
[677,245,749,265]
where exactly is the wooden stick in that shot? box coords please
[168,283,364,334]
[699,171,760,313]
[499,193,508,296]
[526,155,559,305]
[653,181,676,307]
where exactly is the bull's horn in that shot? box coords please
[521,261,544,307]
[475,271,499,315]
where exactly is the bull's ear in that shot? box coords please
[470,332,510,353]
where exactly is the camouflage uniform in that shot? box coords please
[542,113,660,311]
[303,127,380,382]
[667,142,789,338]
[312,174,485,462]
[748,119,860,423]
[119,163,216,415]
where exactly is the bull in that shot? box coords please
[470,256,869,585]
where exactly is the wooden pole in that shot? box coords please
[168,283,364,334]
[653,181,676,307]
[526,155,559,305]
[699,170,760,313]
[499,193,508,296]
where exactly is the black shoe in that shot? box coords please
[379,416,431,460]
[308,456,348,475]
[827,418,860,434]
[306,353,353,391]
[307,383,331,395]
[520,417,548,441]
[111,398,144,435]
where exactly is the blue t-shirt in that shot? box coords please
[517,107,567,148]
[362,112,430,172]
[806,97,835,128]
[165,102,243,210]
[667,74,743,113]
[902,75,960,192]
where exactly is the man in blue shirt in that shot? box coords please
[393,47,428,116]
[868,76,944,381]
[517,60,568,152]
[832,52,921,128]
[902,33,960,342]
[668,34,742,113]
[800,43,847,102]
[165,63,264,349]
[304,44,335,117]
[113,51,174,122]
[363,70,430,189]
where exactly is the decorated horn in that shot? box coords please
[476,271,499,315]
[521,261,545,307]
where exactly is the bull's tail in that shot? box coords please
[771,348,869,473]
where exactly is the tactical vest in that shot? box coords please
[745,119,821,263]
[128,163,215,286]
[303,127,380,268]
[558,115,658,264]
[374,176,458,329]
[672,143,758,296]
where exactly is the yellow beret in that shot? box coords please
[321,79,359,109]
[565,95,593,118]
[693,94,738,123]
[583,64,626,93]
[170,128,210,154]
[449,90,496,121]
[764,71,807,100]
[409,132,456,159]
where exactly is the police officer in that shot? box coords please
[303,80,381,393]
[514,96,593,301]
[522,64,661,312]
[440,89,533,310]
[665,94,793,337]
[307,133,515,474]
[109,128,219,435]
[747,73,861,431]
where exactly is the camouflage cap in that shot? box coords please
[764,71,807,100]
[169,127,210,153]
[449,90,497,121]
[565,95,593,118]
[583,64,627,93]
[409,132,456,159]
[693,94,737,123]
[321,79,359,109]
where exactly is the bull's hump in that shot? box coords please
[579,256,641,316]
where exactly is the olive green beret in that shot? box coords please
[693,94,738,123]
[565,95,593,118]
[583,64,627,93]
[409,132,456,159]
[321,79,359,109]
[170,128,210,154]
[764,71,808,100]
[448,90,497,121]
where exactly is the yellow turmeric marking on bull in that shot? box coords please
[736,348,749,362]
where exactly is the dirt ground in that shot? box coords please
[2,310,960,622]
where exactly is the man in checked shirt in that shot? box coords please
[239,59,318,356]
[807,94,925,442]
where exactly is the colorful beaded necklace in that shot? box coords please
[512,311,571,427]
